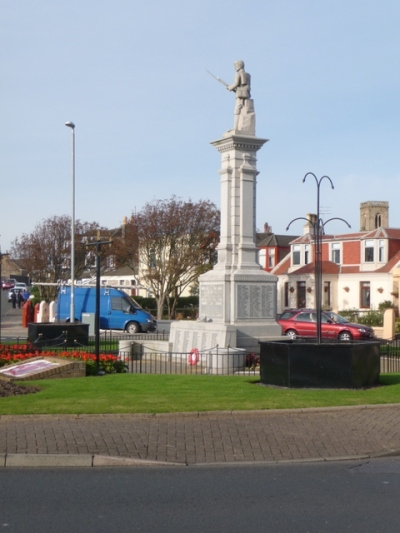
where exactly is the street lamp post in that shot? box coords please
[286,172,351,344]
[0,250,10,342]
[65,121,76,323]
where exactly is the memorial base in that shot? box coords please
[259,340,380,389]
[169,321,237,354]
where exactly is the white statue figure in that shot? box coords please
[227,60,251,130]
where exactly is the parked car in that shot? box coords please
[14,282,27,291]
[2,279,16,290]
[277,308,375,341]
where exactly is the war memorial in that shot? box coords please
[169,61,281,357]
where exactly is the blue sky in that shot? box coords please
[1,0,400,252]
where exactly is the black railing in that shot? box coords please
[121,349,260,376]
[6,330,400,376]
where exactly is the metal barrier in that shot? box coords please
[379,337,400,373]
[8,331,400,376]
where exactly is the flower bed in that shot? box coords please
[0,345,127,376]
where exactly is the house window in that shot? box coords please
[364,240,374,262]
[304,245,310,264]
[375,214,381,228]
[331,243,340,264]
[297,281,306,308]
[379,240,385,262]
[268,249,275,268]
[323,281,331,307]
[149,249,156,269]
[258,249,266,268]
[360,281,370,308]
[293,245,301,266]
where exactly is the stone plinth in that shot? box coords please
[169,321,237,354]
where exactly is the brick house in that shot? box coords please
[257,223,299,273]
[271,201,400,314]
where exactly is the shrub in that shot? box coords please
[358,311,383,327]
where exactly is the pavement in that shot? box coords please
[1,304,400,468]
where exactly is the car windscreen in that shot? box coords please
[326,311,349,324]
[127,296,142,310]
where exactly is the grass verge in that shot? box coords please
[0,373,400,415]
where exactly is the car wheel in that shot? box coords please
[126,321,140,334]
[285,329,297,340]
[338,331,352,341]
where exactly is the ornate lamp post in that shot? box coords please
[286,172,350,344]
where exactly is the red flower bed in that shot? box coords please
[0,345,126,375]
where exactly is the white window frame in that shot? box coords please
[292,245,301,266]
[331,243,341,264]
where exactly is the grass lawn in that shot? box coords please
[1,373,400,415]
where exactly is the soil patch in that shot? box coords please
[0,380,40,397]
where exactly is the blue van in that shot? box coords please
[56,286,157,333]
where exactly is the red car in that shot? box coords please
[277,309,375,341]
[1,279,16,290]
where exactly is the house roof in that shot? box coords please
[256,233,298,247]
[271,255,291,275]
[374,250,400,273]
[291,261,341,275]
[102,266,136,277]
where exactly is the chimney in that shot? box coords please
[264,222,272,233]
[303,213,317,235]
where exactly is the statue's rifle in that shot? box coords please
[206,69,236,92]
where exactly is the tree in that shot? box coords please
[130,196,220,319]
[10,215,104,301]
[108,216,139,272]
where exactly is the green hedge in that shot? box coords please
[134,296,199,319]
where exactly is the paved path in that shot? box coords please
[1,306,400,467]
[1,405,400,466]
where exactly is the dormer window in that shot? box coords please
[331,243,340,264]
[293,245,301,265]
[364,240,374,262]
[304,244,310,264]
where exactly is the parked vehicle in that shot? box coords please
[277,308,375,341]
[56,286,157,333]
[14,282,27,291]
[2,279,16,290]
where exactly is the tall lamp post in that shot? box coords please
[0,250,10,342]
[286,172,350,344]
[65,121,76,323]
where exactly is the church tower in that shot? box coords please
[360,201,389,231]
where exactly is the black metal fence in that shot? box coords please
[120,347,260,376]
[379,337,400,373]
[7,330,400,376]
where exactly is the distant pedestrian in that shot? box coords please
[17,291,24,309]
[10,291,16,309]
[22,289,30,302]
